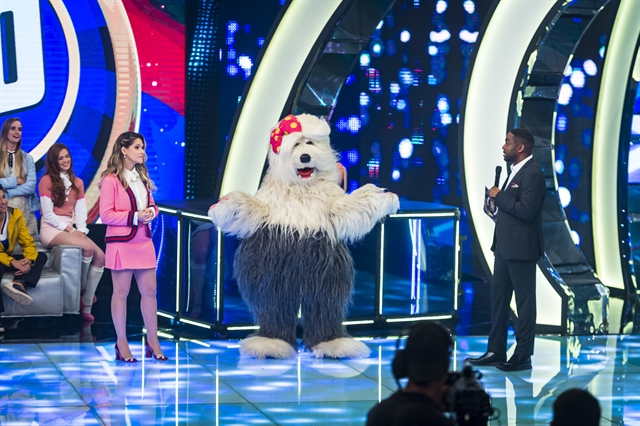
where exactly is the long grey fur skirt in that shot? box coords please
[234,225,354,349]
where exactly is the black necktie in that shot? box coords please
[7,152,14,169]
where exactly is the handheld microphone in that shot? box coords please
[494,166,502,188]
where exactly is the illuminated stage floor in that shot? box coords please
[0,335,638,425]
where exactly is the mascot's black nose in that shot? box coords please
[300,154,311,163]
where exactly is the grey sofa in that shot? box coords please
[0,243,82,318]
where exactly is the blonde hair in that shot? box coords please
[101,131,155,192]
[0,118,26,181]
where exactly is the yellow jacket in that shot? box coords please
[0,207,38,266]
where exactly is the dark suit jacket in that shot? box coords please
[491,158,546,261]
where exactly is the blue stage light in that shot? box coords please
[399,138,414,159]
[226,64,239,76]
[399,68,413,86]
[599,46,605,58]
[345,74,356,85]
[437,96,449,112]
[257,37,265,46]
[428,45,438,56]
[371,41,383,57]
[397,99,407,110]
[392,169,401,181]
[360,52,371,67]
[367,68,381,93]
[227,21,239,34]
[359,92,370,107]
[463,0,475,13]
[556,113,568,132]
[238,55,252,70]
[436,0,448,13]
[347,116,361,134]
[558,84,573,105]
[570,230,580,246]
[570,69,585,88]
[347,149,359,165]
[390,82,400,94]
[555,159,565,174]
[400,30,411,43]
[440,113,452,125]
[430,29,451,43]
[227,49,236,60]
[583,59,597,76]
[459,29,478,43]
[427,75,437,85]
[558,186,571,208]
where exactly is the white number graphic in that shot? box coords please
[0,0,45,114]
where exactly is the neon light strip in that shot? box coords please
[378,222,385,315]
[183,212,212,221]
[227,325,260,331]
[220,0,344,196]
[342,320,375,326]
[462,0,562,327]
[216,228,222,322]
[175,220,181,312]
[157,311,175,319]
[386,315,452,323]
[592,0,640,290]
[454,218,460,311]
[180,318,211,329]
[159,207,179,214]
[389,212,455,218]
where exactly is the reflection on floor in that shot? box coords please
[1,335,638,425]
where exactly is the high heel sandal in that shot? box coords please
[80,299,95,322]
[114,343,137,362]
[145,340,168,361]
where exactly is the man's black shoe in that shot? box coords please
[465,352,506,366]
[496,356,532,371]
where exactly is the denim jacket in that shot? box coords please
[0,150,39,211]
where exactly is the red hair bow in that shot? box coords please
[270,114,302,154]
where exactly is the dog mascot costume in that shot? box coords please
[209,114,399,359]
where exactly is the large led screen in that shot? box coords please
[0,0,184,220]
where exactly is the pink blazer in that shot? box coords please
[99,174,159,243]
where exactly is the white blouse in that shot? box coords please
[123,168,154,225]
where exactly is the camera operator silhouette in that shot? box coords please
[366,322,455,426]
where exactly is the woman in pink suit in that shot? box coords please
[100,131,166,362]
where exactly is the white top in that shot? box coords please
[123,168,155,225]
[504,155,533,189]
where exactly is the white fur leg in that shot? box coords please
[311,338,371,359]
[239,336,297,359]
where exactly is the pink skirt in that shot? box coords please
[105,225,157,270]
[40,216,73,247]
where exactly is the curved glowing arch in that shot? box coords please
[461,0,562,327]
[219,0,345,197]
[592,0,640,291]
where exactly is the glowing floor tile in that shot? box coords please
[72,368,245,406]
[93,403,274,425]
[0,406,101,425]
[203,354,365,381]
[224,376,389,403]
[0,380,84,406]
[0,344,49,363]
[0,361,63,383]
[257,401,376,425]
[40,341,192,364]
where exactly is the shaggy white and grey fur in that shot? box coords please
[209,114,398,359]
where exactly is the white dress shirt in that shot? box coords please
[504,155,533,189]
[123,168,155,225]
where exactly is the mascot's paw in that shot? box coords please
[239,336,297,359]
[311,338,371,359]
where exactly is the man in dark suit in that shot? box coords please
[466,128,546,371]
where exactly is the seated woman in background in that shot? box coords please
[0,118,39,235]
[39,143,104,322]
